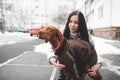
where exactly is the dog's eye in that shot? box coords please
[47,27,53,31]
[41,26,44,28]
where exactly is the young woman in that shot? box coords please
[48,10,102,80]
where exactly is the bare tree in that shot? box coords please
[51,5,72,27]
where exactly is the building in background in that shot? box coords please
[77,0,120,40]
[0,0,74,32]
[0,0,30,32]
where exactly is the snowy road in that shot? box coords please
[0,32,120,80]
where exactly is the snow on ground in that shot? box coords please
[34,35,120,56]
[0,31,119,56]
[33,35,120,75]
[0,32,37,46]
[92,36,120,55]
[0,31,120,75]
[0,32,38,67]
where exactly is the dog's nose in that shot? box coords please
[38,29,42,38]
[38,30,41,34]
[38,27,44,34]
[38,28,42,33]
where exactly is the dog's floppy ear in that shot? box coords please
[52,26,64,41]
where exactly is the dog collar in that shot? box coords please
[53,41,62,51]
[54,39,68,55]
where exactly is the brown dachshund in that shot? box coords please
[38,25,100,80]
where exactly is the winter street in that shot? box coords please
[92,36,120,80]
[1,0,120,80]
[0,32,54,80]
[0,32,120,80]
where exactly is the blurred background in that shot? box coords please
[0,0,120,80]
[0,0,120,40]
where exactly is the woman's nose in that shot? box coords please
[71,22,75,27]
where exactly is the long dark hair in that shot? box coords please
[63,10,90,43]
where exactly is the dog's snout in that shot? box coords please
[38,28,42,34]
[38,29,41,33]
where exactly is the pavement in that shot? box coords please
[0,51,54,80]
[100,54,120,80]
[0,40,120,80]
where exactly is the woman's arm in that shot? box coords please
[49,56,65,70]
[87,44,102,77]
[47,43,65,70]
[88,35,102,76]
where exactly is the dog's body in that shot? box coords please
[38,26,99,80]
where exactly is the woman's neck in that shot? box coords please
[70,32,80,39]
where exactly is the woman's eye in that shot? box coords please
[75,21,78,24]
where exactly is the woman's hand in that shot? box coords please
[50,57,65,70]
[88,63,101,77]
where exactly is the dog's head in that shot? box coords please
[38,25,64,44]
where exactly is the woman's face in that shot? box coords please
[68,15,79,33]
